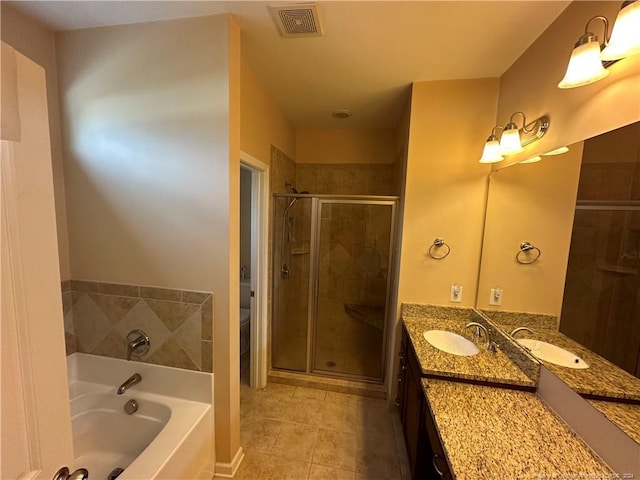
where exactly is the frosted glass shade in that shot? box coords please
[499,128,523,154]
[601,1,640,60]
[479,140,504,163]
[520,155,542,164]
[558,41,609,89]
[542,146,569,156]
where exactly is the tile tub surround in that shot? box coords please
[401,305,536,389]
[422,378,612,479]
[515,329,640,404]
[63,280,213,373]
[588,400,640,445]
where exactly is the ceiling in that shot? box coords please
[7,1,571,129]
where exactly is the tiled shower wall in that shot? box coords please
[62,280,213,373]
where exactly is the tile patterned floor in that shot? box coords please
[216,382,410,480]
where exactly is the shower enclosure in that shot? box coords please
[272,194,397,382]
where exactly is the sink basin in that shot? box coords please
[518,339,589,369]
[423,330,480,356]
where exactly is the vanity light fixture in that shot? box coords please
[479,126,504,164]
[558,16,610,89]
[559,1,640,89]
[479,113,549,163]
[601,0,640,60]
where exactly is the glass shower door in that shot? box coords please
[272,195,313,372]
[312,200,395,380]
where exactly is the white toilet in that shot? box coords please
[240,280,251,356]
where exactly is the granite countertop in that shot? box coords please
[422,378,612,479]
[515,329,640,403]
[588,399,640,445]
[403,316,535,388]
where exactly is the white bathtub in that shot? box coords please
[67,353,214,480]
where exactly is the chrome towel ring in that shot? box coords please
[428,237,451,260]
[516,242,541,264]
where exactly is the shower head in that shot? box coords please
[285,181,298,194]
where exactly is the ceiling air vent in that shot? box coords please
[269,3,324,37]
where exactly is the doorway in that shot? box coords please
[240,153,269,389]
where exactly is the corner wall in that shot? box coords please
[55,14,241,468]
[397,78,499,308]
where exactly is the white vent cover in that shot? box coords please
[269,3,324,37]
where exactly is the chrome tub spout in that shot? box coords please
[117,373,142,395]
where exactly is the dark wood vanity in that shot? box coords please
[397,326,452,479]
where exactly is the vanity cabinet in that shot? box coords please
[398,326,452,479]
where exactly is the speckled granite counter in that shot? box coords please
[402,315,536,389]
[515,330,640,403]
[422,378,613,479]
[588,400,640,445]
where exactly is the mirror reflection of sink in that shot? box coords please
[517,339,589,369]
[423,330,480,356]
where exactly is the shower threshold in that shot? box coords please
[268,369,386,399]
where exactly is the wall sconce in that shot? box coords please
[479,113,549,164]
[558,1,640,89]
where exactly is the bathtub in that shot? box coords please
[67,353,214,480]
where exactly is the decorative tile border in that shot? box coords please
[62,280,214,373]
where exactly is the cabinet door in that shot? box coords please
[424,396,453,479]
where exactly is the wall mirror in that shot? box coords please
[476,120,640,441]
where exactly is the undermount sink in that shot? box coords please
[423,330,480,356]
[518,339,589,369]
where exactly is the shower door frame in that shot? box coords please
[272,194,398,383]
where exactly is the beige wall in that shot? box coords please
[56,14,241,466]
[240,58,295,163]
[477,143,584,315]
[296,128,395,164]
[497,1,640,166]
[397,79,499,308]
[1,3,71,280]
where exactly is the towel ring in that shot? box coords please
[516,242,541,264]
[428,238,451,260]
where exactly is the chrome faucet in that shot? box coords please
[465,322,498,352]
[510,326,534,338]
[117,373,142,395]
[126,329,150,361]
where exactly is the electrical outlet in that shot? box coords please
[489,287,503,306]
[450,284,462,303]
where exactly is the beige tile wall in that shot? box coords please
[296,163,396,196]
[62,280,213,373]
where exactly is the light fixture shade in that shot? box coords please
[601,1,640,60]
[558,41,609,88]
[479,139,504,163]
[542,146,569,156]
[499,127,523,154]
[520,155,542,164]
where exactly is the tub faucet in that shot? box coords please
[465,322,498,353]
[117,373,142,395]
[510,326,534,338]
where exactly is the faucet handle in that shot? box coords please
[126,330,150,360]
